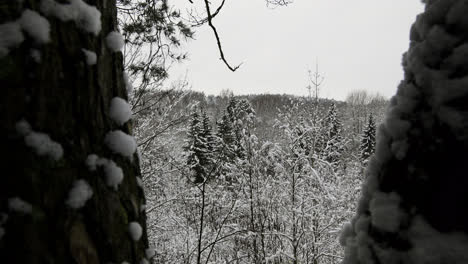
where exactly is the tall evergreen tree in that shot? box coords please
[185,110,214,183]
[360,114,376,162]
[323,103,345,164]
[324,103,341,139]
[201,109,215,155]
[341,1,468,263]
[216,111,236,164]
[224,98,256,160]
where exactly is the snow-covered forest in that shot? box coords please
[1,0,468,263]
[134,90,386,263]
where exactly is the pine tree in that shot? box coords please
[324,103,341,139]
[185,110,215,183]
[360,114,376,162]
[224,98,256,160]
[323,103,345,164]
[216,111,236,164]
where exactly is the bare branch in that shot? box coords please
[203,0,241,72]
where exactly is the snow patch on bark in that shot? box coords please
[85,154,124,190]
[129,221,143,241]
[19,9,50,44]
[106,31,124,52]
[104,130,137,159]
[66,179,93,209]
[341,0,468,263]
[40,0,101,35]
[81,48,97,65]
[16,120,63,161]
[8,197,32,214]
[369,192,404,233]
[109,97,132,126]
[0,22,24,57]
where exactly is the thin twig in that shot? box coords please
[203,0,242,72]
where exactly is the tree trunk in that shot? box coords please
[341,0,468,263]
[0,0,148,263]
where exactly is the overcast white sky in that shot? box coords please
[169,0,425,101]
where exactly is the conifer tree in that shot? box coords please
[216,111,236,164]
[224,98,256,160]
[185,110,214,183]
[359,114,376,162]
[341,1,468,263]
[200,109,215,155]
[186,112,204,183]
[323,103,345,164]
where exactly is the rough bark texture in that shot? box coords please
[0,0,148,263]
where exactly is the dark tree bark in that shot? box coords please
[0,0,148,263]
[341,0,468,263]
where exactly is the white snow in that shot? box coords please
[341,1,468,263]
[81,48,97,65]
[408,216,468,264]
[66,179,93,209]
[104,130,137,159]
[19,9,50,44]
[103,159,124,191]
[85,154,124,190]
[8,197,32,214]
[24,131,64,161]
[136,176,143,188]
[109,97,132,126]
[86,154,99,171]
[145,247,156,259]
[0,22,24,57]
[369,192,404,233]
[17,120,64,161]
[106,31,124,52]
[40,0,101,35]
[0,10,48,57]
[129,221,143,241]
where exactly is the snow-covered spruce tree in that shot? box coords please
[359,114,376,163]
[215,111,236,178]
[341,1,468,263]
[0,0,149,263]
[200,110,215,161]
[323,103,345,165]
[225,98,256,160]
[185,110,215,183]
